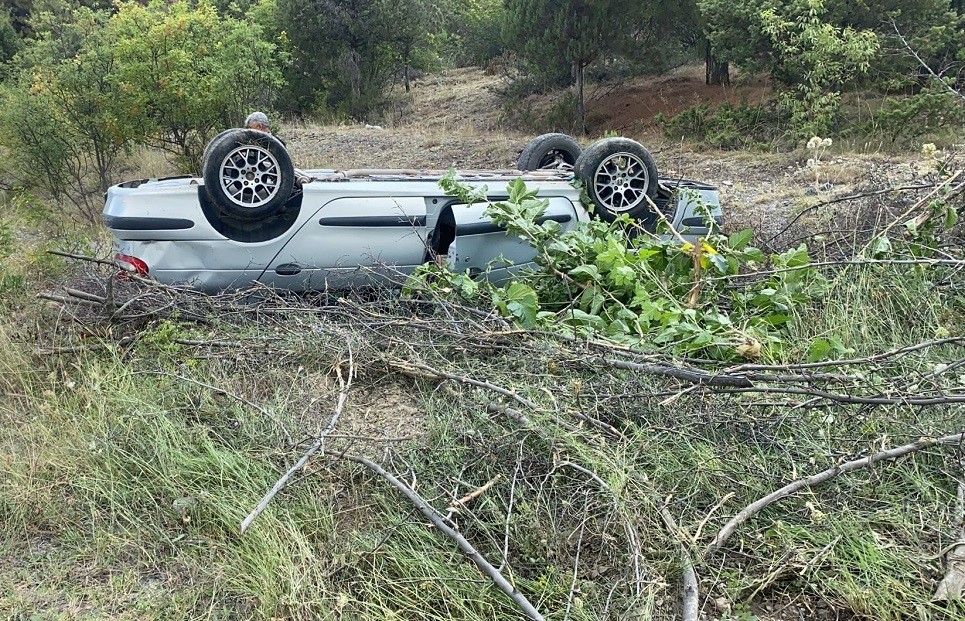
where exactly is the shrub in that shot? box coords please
[657,100,790,149]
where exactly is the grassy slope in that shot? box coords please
[2,255,963,621]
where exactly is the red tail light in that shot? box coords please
[115,253,149,276]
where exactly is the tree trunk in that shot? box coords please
[574,61,586,135]
[705,39,730,87]
[403,47,411,93]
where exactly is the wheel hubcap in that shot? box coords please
[219,145,280,208]
[592,152,650,213]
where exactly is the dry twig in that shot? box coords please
[336,452,545,621]
[707,431,965,555]
[932,470,965,602]
[240,343,355,534]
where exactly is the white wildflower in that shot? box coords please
[821,137,833,148]
[806,136,822,150]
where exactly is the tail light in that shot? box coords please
[115,253,149,276]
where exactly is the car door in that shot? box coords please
[259,196,429,291]
[446,196,581,284]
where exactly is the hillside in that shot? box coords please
[283,66,954,246]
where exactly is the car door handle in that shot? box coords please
[274,263,302,276]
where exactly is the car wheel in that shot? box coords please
[202,128,295,221]
[574,138,658,222]
[517,133,582,171]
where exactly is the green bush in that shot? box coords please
[657,100,790,149]
[849,84,965,146]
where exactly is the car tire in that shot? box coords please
[517,133,582,171]
[574,137,659,223]
[200,129,238,171]
[202,128,295,221]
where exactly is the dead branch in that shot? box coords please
[765,182,937,244]
[447,475,501,519]
[37,292,101,307]
[240,344,355,534]
[604,357,753,388]
[892,19,965,102]
[725,337,965,373]
[554,461,644,598]
[656,502,699,621]
[874,173,963,243]
[33,336,133,356]
[63,287,113,305]
[707,431,965,555]
[710,385,965,407]
[47,249,118,267]
[389,359,540,410]
[563,496,589,621]
[336,452,545,621]
[932,470,965,602]
[707,257,965,284]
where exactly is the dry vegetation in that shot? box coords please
[1,67,964,621]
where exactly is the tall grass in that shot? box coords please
[1,225,963,620]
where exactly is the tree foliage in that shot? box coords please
[110,0,284,168]
[274,0,441,116]
[760,0,879,137]
[0,8,20,66]
[0,3,135,220]
[0,0,285,221]
[503,0,654,132]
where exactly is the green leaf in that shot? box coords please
[709,253,730,274]
[783,244,811,268]
[728,230,753,250]
[870,236,891,257]
[611,265,636,287]
[741,248,766,263]
[944,205,959,229]
[564,309,606,331]
[807,338,832,362]
[502,282,539,327]
[569,264,600,281]
[904,218,918,237]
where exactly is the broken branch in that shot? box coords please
[707,431,965,555]
[240,344,355,534]
[338,452,545,621]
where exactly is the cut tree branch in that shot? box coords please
[892,19,965,102]
[604,357,753,388]
[240,344,355,534]
[337,452,545,621]
[706,431,965,555]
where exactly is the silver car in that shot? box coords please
[102,131,723,292]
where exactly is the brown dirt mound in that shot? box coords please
[586,65,773,133]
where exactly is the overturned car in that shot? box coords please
[102,130,723,292]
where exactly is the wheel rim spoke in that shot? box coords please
[219,145,280,208]
[592,152,650,213]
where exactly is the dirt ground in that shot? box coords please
[283,66,955,251]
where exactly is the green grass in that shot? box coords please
[1,194,964,620]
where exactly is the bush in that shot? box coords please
[849,84,965,147]
[657,100,790,149]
